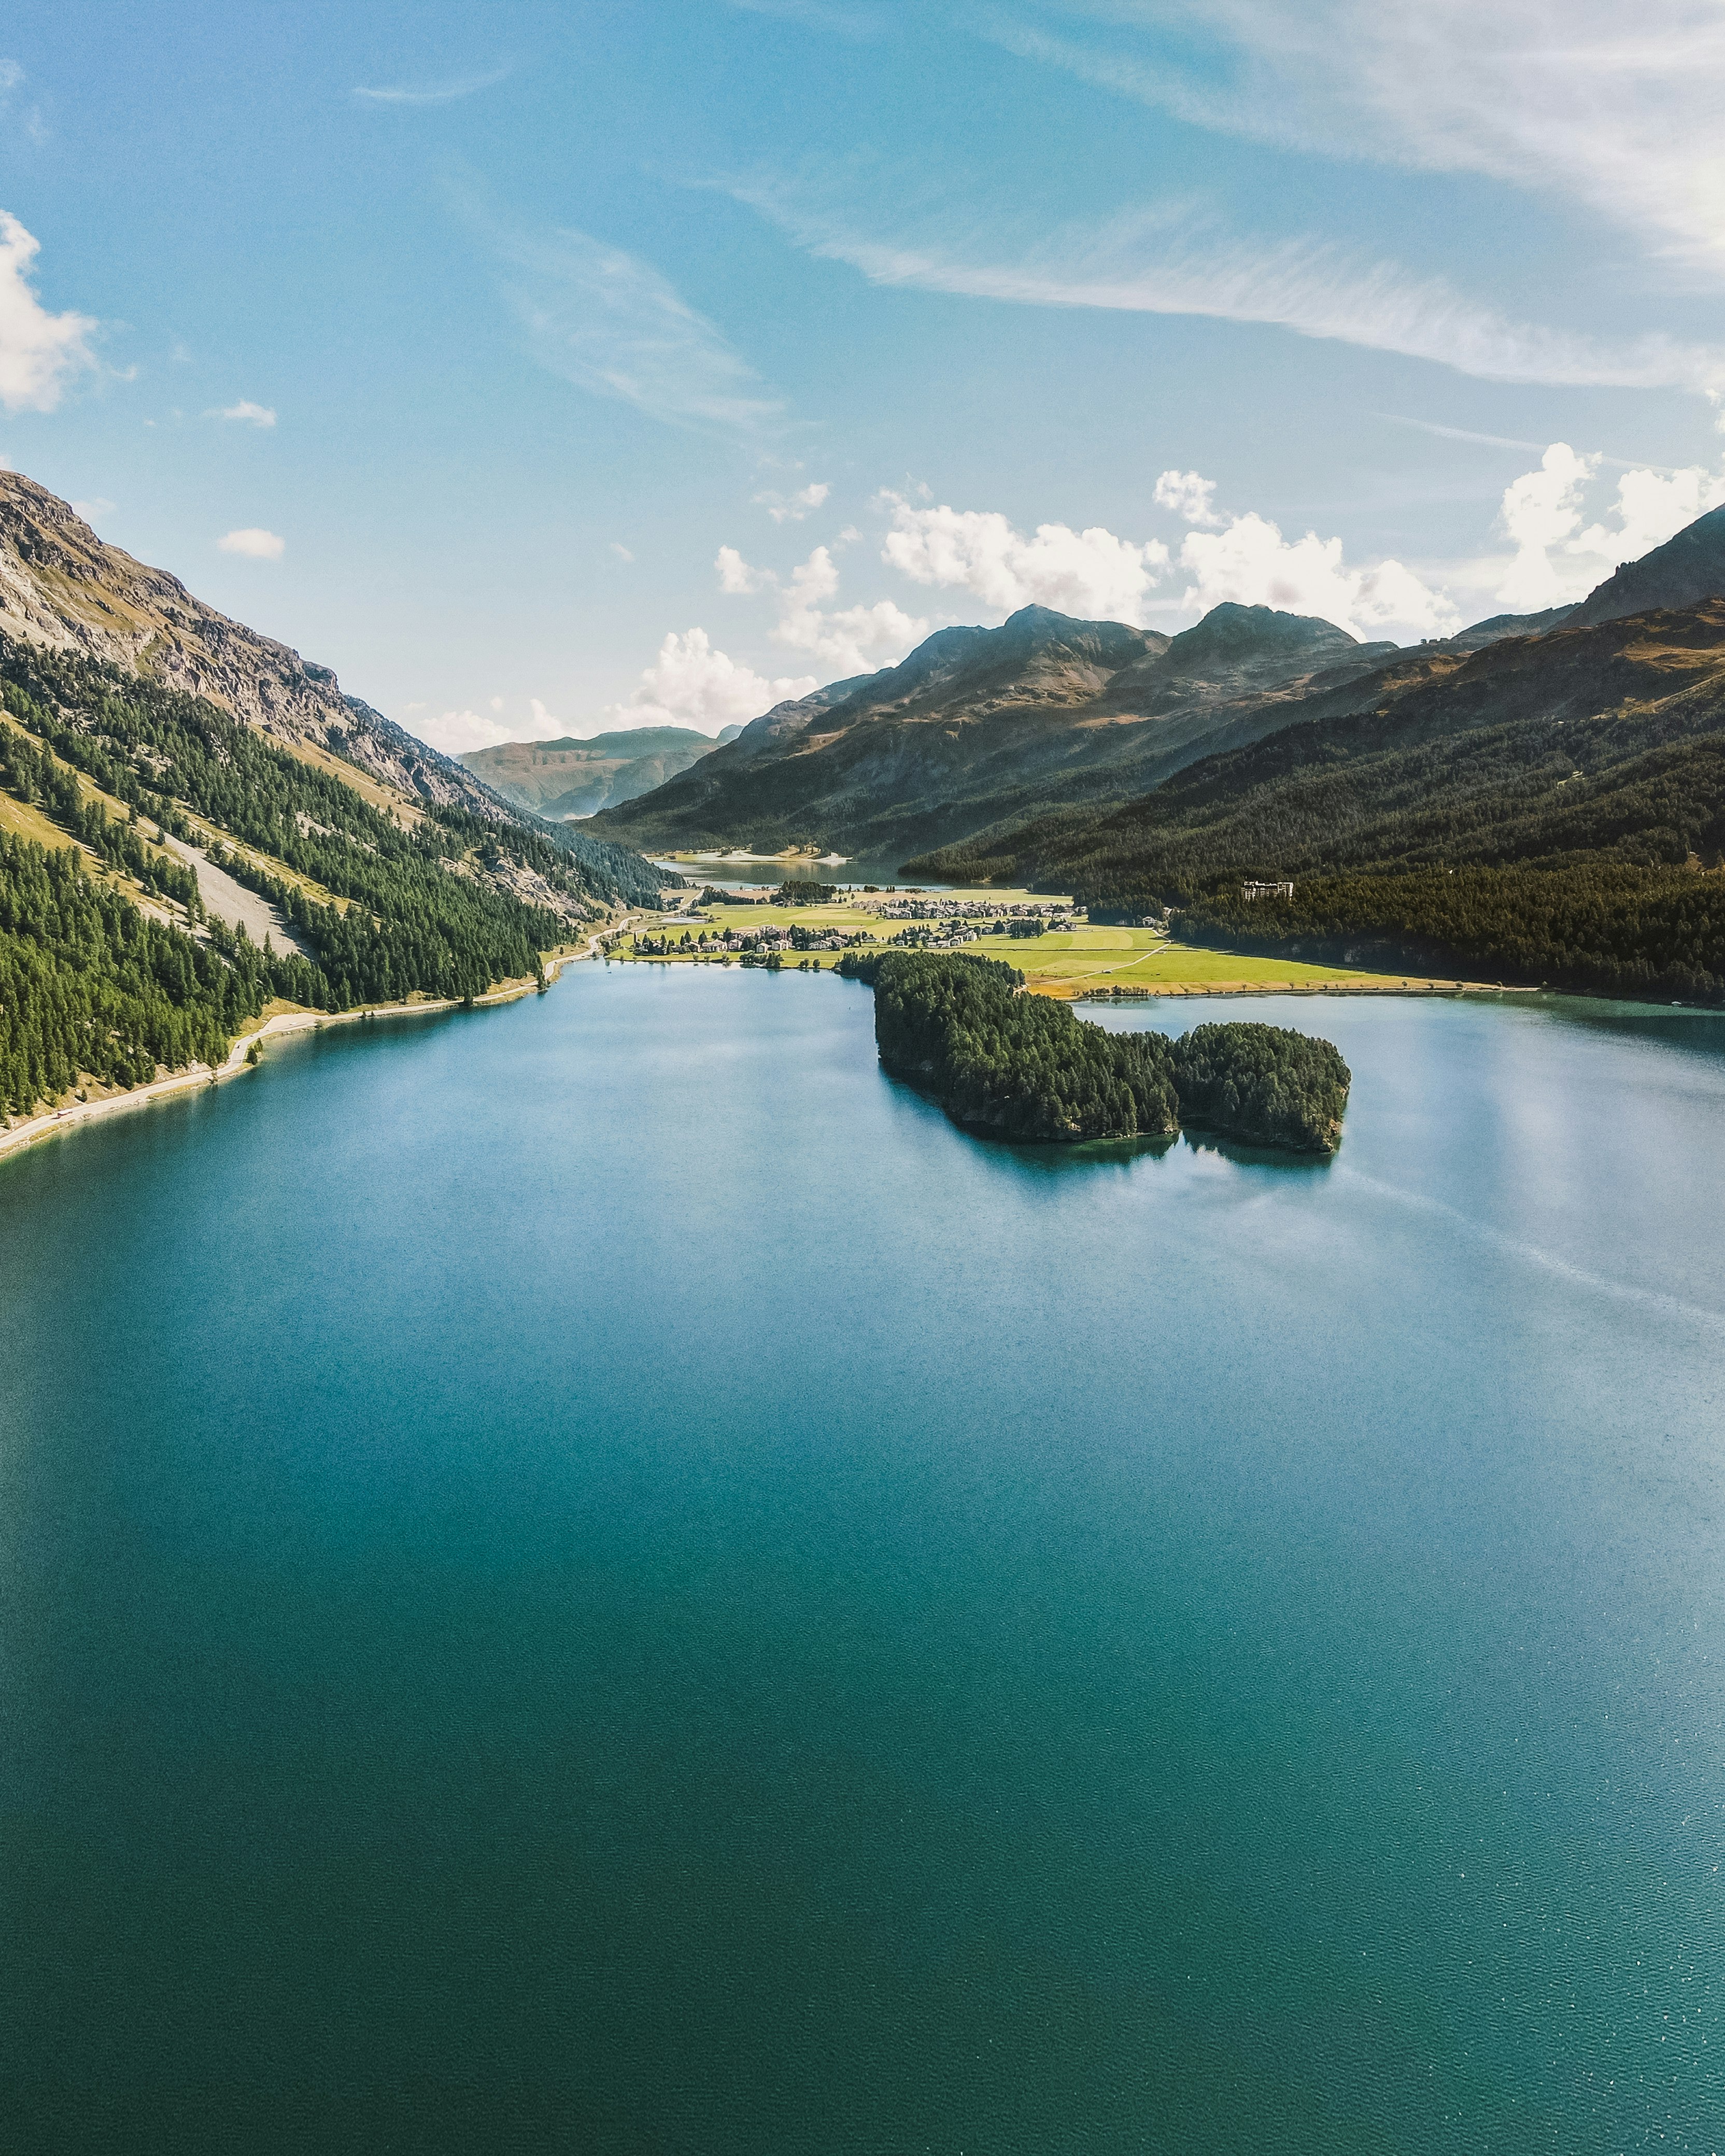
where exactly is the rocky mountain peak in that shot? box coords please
[1568,502,1725,629]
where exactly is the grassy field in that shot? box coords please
[613,891,1464,997]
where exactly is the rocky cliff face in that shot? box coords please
[1567,503,1725,629]
[0,472,505,820]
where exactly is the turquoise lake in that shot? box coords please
[3,968,1723,2152]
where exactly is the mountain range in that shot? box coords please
[586,508,1725,883]
[587,602,1410,862]
[462,725,742,821]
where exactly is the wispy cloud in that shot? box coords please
[724,0,885,36]
[0,209,97,413]
[1377,411,1687,473]
[1375,414,1549,455]
[464,190,785,436]
[754,479,830,522]
[211,399,276,428]
[986,3,1725,281]
[0,56,48,144]
[352,63,511,106]
[733,181,1725,396]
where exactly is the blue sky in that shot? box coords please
[3,1,1724,749]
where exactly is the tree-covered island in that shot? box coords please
[838,952,1350,1153]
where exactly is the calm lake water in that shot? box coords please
[3,970,1723,2153]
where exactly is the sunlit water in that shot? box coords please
[3,969,1722,2152]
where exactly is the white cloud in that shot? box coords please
[1494,443,1599,609]
[417,710,491,753]
[1178,510,1458,637]
[1002,3,1725,280]
[1576,463,1725,564]
[213,399,276,428]
[471,202,783,434]
[880,495,1170,623]
[754,479,831,523]
[0,209,97,414]
[609,540,634,562]
[716,541,928,672]
[608,627,818,733]
[352,64,511,106]
[1492,441,1725,608]
[70,497,116,523]
[734,183,1725,397]
[1153,469,1224,526]
[217,527,285,559]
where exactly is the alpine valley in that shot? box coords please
[587,505,1725,1003]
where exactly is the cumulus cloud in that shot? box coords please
[1179,511,1458,637]
[754,479,831,523]
[716,541,928,672]
[217,527,285,559]
[880,495,1170,623]
[417,708,508,754]
[0,209,97,413]
[1153,469,1224,526]
[1575,462,1725,565]
[213,399,276,428]
[1492,441,1725,608]
[1494,443,1599,609]
[609,627,817,733]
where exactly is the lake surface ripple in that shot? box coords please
[3,971,1723,2152]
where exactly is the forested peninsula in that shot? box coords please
[839,953,1350,1152]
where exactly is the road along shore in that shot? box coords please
[0,932,615,1171]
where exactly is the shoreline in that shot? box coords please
[0,934,608,1172]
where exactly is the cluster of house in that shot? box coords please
[873,898,1077,923]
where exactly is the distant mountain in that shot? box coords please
[589,601,1402,860]
[462,725,739,819]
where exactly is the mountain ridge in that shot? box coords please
[589,600,1401,860]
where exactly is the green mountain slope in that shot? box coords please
[588,603,1401,860]
[914,590,1725,1003]
[0,473,673,1124]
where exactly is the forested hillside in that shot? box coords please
[912,592,1725,1003]
[0,636,666,1119]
